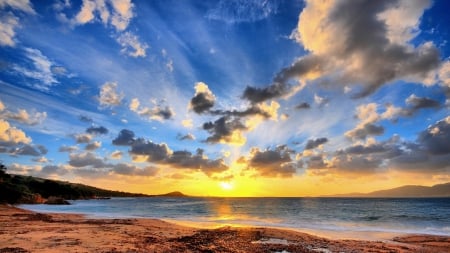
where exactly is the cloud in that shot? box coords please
[12,48,59,89]
[242,145,299,177]
[1,108,47,125]
[71,0,142,57]
[206,0,279,24]
[110,150,123,159]
[164,149,228,176]
[189,82,216,114]
[203,116,246,145]
[10,144,47,157]
[0,0,35,13]
[113,130,229,175]
[40,164,69,176]
[182,119,193,128]
[85,141,101,150]
[79,115,93,123]
[109,0,134,31]
[73,0,133,31]
[129,138,172,162]
[346,123,385,140]
[305,137,328,150]
[0,119,31,145]
[32,156,49,163]
[0,0,35,47]
[111,163,158,176]
[98,82,123,107]
[0,13,19,47]
[59,145,78,152]
[242,82,289,104]
[403,94,441,116]
[314,94,329,107]
[112,129,135,146]
[86,125,109,135]
[116,31,148,57]
[177,133,195,141]
[295,102,310,110]
[73,133,92,144]
[277,0,440,98]
[345,103,385,140]
[129,98,174,121]
[69,152,108,168]
[418,116,450,155]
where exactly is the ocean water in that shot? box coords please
[19,197,450,238]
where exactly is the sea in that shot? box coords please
[19,197,450,239]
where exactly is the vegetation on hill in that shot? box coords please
[0,163,149,204]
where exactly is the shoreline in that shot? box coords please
[1,205,449,252]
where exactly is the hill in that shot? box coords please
[0,172,150,204]
[327,182,450,198]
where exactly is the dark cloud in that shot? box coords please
[130,139,229,175]
[295,102,310,110]
[417,117,450,155]
[152,106,174,120]
[177,133,195,141]
[111,163,158,177]
[112,129,135,146]
[79,115,93,123]
[11,144,47,156]
[40,165,68,176]
[305,137,328,150]
[210,106,272,119]
[69,152,108,168]
[346,123,384,140]
[86,126,108,135]
[244,145,299,177]
[58,145,78,152]
[307,155,327,170]
[242,82,289,104]
[403,94,441,116]
[129,138,172,162]
[190,92,215,114]
[274,0,441,98]
[165,149,228,175]
[189,82,216,114]
[203,116,246,144]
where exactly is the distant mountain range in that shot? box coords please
[326,182,450,198]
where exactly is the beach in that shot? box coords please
[1,205,449,253]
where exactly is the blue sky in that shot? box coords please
[0,0,449,196]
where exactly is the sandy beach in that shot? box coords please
[0,205,449,253]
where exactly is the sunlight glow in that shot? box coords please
[219,181,234,191]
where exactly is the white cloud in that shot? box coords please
[0,0,35,47]
[279,0,440,98]
[98,82,124,107]
[1,109,47,125]
[0,13,19,47]
[110,150,123,159]
[116,31,148,58]
[0,0,35,14]
[110,0,134,31]
[73,0,134,31]
[0,119,31,145]
[12,48,59,89]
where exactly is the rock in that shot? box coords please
[44,196,70,205]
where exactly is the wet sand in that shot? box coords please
[0,204,449,252]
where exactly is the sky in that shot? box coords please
[0,0,449,197]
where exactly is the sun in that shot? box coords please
[219,181,234,191]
